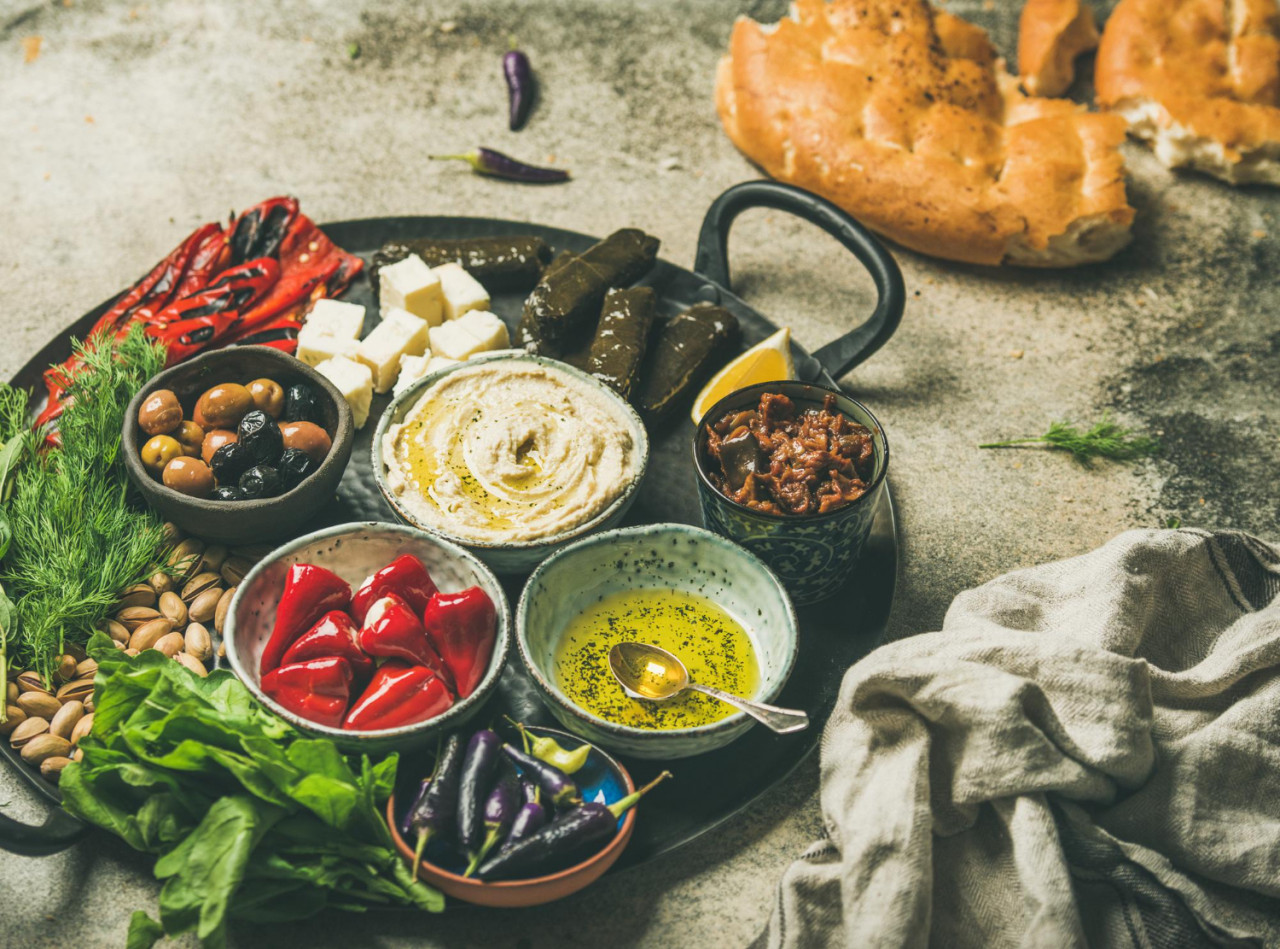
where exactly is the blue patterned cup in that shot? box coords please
[693,381,889,605]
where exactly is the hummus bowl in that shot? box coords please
[373,351,649,574]
[516,523,800,759]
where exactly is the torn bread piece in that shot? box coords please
[715,0,1133,266]
[1096,0,1280,185]
[1018,0,1100,97]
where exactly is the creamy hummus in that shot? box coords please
[382,360,638,544]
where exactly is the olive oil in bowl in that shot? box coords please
[553,588,759,729]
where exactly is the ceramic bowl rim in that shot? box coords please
[369,350,650,553]
[691,380,890,523]
[224,521,510,741]
[122,347,355,513]
[386,724,636,890]
[515,522,800,742]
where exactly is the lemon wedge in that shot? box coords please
[691,327,795,425]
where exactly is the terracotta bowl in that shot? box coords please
[122,347,354,546]
[387,725,636,908]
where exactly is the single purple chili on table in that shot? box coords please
[430,148,570,184]
[504,49,535,130]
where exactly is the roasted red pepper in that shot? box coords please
[343,662,454,731]
[351,554,439,623]
[260,564,352,676]
[260,656,353,728]
[422,586,497,700]
[280,610,374,681]
[359,593,454,689]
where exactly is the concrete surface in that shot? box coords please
[2,0,1277,945]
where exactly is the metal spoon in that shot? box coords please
[607,641,809,734]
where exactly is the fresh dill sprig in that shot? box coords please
[979,413,1160,467]
[1,326,168,683]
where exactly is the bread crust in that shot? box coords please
[1018,0,1100,97]
[715,0,1133,267]
[1095,0,1280,184]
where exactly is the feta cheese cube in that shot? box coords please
[434,263,490,321]
[315,355,374,429]
[427,310,511,361]
[355,308,429,393]
[296,331,358,368]
[303,298,365,340]
[379,255,443,326]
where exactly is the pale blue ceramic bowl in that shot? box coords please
[372,351,649,575]
[516,523,799,759]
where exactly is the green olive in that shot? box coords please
[141,435,183,478]
[195,383,253,430]
[246,378,285,419]
[161,457,215,498]
[137,389,182,437]
[174,420,205,457]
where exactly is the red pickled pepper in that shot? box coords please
[344,662,454,731]
[261,656,353,728]
[359,593,456,689]
[422,586,497,699]
[281,610,375,681]
[350,554,439,623]
[260,564,351,676]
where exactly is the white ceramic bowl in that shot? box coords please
[516,523,799,759]
[370,351,649,575]
[224,522,510,753]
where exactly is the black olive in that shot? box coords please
[238,410,284,466]
[210,442,254,485]
[282,383,321,424]
[238,464,282,499]
[278,447,315,491]
[212,485,245,502]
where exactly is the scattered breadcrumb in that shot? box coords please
[1008,349,1024,359]
[22,36,41,63]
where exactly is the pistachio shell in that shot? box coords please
[104,619,131,644]
[54,654,78,684]
[124,647,140,657]
[5,681,17,704]
[198,544,229,575]
[167,537,205,580]
[17,691,61,720]
[49,700,84,740]
[22,733,72,765]
[189,587,222,624]
[184,623,213,662]
[9,716,49,748]
[16,670,50,695]
[220,557,252,587]
[116,606,162,631]
[159,591,189,627]
[55,678,95,704]
[149,570,176,595]
[154,632,186,658]
[214,586,236,633]
[161,521,183,548]
[40,755,72,781]
[0,705,27,736]
[70,712,94,745]
[174,652,208,677]
[130,617,174,652]
[71,747,83,762]
[116,583,158,610]
[181,572,222,603]
[75,658,98,679]
[65,643,89,663]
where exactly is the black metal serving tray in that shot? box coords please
[0,181,904,871]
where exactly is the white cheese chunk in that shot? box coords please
[393,353,463,398]
[304,298,366,340]
[296,330,359,368]
[355,308,430,394]
[434,262,491,321]
[315,355,374,429]
[427,310,511,361]
[378,255,443,326]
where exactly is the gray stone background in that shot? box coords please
[1,0,1276,945]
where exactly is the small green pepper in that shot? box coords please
[509,719,590,775]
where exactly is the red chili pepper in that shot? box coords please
[351,554,439,624]
[359,593,455,690]
[281,610,375,681]
[343,661,454,731]
[259,564,352,676]
[261,656,353,728]
[422,586,497,700]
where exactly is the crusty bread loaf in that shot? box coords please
[715,0,1134,267]
[1018,0,1100,97]
[1095,0,1280,185]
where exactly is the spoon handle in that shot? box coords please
[687,683,809,734]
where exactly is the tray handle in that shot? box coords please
[0,805,87,856]
[694,180,905,381]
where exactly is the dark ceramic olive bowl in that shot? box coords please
[122,347,354,545]
[692,380,889,605]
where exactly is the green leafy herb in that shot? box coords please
[63,635,442,948]
[978,413,1160,467]
[347,41,360,60]
[0,327,168,682]
[1166,516,1182,529]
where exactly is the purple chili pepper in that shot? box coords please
[504,49,535,131]
[430,148,569,184]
